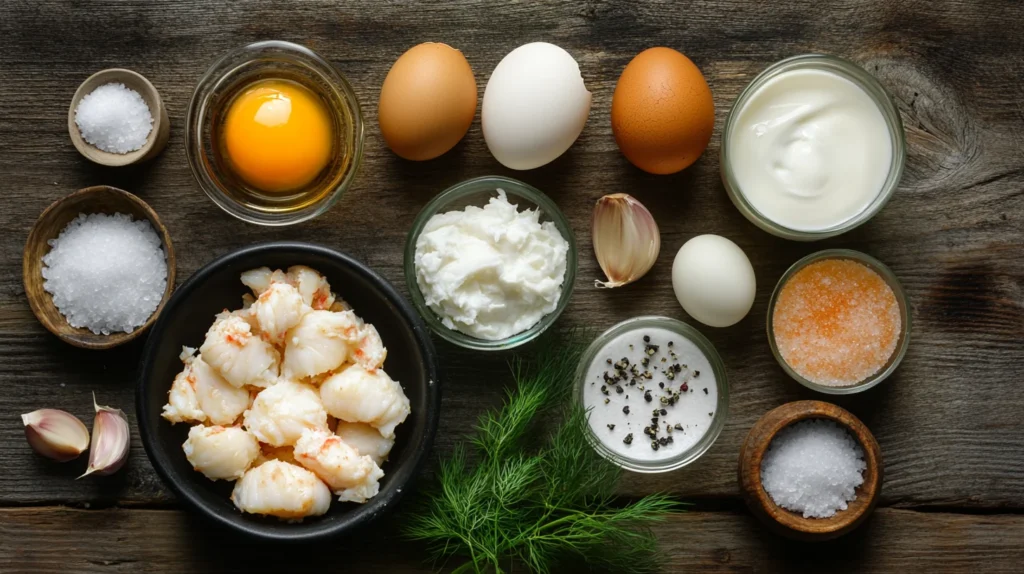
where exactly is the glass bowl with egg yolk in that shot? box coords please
[187,41,364,226]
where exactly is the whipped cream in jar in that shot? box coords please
[721,55,905,241]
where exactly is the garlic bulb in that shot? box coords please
[22,409,90,462]
[592,193,660,288]
[79,393,130,478]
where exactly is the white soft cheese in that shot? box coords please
[414,190,569,340]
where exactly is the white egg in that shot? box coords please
[671,234,756,328]
[293,428,384,503]
[182,424,260,481]
[482,42,591,170]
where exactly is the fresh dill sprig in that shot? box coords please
[404,333,683,574]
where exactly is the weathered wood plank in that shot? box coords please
[0,0,1022,517]
[2,506,1023,573]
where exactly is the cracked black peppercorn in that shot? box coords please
[623,433,633,445]
[622,406,630,415]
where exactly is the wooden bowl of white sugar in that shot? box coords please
[738,400,883,541]
[23,186,176,349]
[68,69,170,166]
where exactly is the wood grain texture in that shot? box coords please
[0,0,1022,568]
[1,506,1023,573]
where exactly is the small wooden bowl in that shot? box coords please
[68,69,170,166]
[738,400,883,541]
[23,186,176,349]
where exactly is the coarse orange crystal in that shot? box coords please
[772,259,901,387]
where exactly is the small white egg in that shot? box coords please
[671,235,756,327]
[481,42,591,170]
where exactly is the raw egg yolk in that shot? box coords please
[222,80,333,193]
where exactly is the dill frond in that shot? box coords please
[403,331,684,574]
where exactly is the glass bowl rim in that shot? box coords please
[573,316,730,473]
[720,53,907,241]
[185,40,365,227]
[766,249,912,394]
[402,175,578,351]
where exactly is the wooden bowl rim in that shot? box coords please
[738,400,883,539]
[22,185,177,349]
[67,68,167,166]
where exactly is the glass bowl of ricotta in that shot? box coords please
[720,54,906,241]
[574,316,730,473]
[403,176,577,351]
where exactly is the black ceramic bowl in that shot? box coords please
[137,242,440,542]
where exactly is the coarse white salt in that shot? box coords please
[760,419,866,519]
[74,83,153,154]
[42,212,167,335]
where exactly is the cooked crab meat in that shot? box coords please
[334,421,395,466]
[319,364,410,439]
[165,349,249,425]
[256,444,298,466]
[294,428,384,503]
[243,380,329,447]
[281,310,357,379]
[161,348,206,424]
[231,460,331,520]
[240,267,287,297]
[250,282,308,345]
[183,425,260,481]
[286,265,335,310]
[200,312,280,388]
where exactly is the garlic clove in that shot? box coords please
[79,393,130,478]
[22,409,90,462]
[592,193,661,288]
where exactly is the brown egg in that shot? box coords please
[378,43,477,161]
[611,48,715,175]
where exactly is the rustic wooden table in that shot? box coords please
[2,1,1022,572]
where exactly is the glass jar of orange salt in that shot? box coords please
[767,250,911,394]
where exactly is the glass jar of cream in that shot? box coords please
[721,54,906,241]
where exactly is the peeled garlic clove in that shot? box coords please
[79,393,130,478]
[22,409,90,462]
[592,193,661,288]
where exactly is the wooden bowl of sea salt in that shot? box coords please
[738,400,883,541]
[68,69,170,166]
[23,186,176,349]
